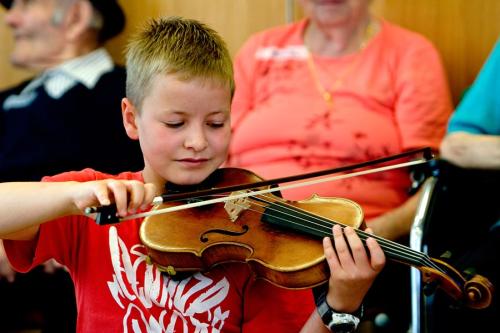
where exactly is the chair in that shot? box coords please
[409,159,500,333]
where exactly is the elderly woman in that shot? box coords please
[228,0,453,332]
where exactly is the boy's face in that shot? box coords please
[122,73,232,188]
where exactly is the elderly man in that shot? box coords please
[0,0,142,331]
[0,0,142,181]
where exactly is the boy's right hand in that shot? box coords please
[0,180,156,240]
[72,180,157,218]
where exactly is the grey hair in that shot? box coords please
[51,0,103,31]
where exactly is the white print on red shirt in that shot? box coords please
[106,226,231,332]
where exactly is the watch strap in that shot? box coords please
[315,291,363,332]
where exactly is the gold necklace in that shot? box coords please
[305,20,377,107]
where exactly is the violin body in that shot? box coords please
[140,168,364,289]
[89,150,494,308]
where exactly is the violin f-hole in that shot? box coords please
[200,225,249,242]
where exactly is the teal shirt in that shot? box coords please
[448,40,500,135]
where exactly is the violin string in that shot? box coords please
[187,191,439,271]
[229,192,444,274]
[142,190,443,274]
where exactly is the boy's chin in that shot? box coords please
[169,170,214,186]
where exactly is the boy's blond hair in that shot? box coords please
[125,16,234,109]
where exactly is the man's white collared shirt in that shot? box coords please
[3,48,114,111]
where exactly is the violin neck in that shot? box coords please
[350,230,428,268]
[262,202,430,268]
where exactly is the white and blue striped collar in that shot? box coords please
[3,48,114,110]
[43,48,114,98]
[9,48,113,102]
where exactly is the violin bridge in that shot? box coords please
[224,191,251,222]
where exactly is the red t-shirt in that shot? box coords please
[4,169,314,332]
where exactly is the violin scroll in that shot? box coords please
[463,275,494,309]
[419,258,494,309]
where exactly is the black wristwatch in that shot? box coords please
[316,291,363,333]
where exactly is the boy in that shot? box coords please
[0,17,385,332]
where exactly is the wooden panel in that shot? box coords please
[0,9,34,89]
[96,0,289,65]
[0,0,287,90]
[371,0,500,104]
[1,0,500,105]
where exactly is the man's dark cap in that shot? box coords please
[0,0,126,43]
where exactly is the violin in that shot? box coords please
[89,148,494,310]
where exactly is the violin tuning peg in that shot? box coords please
[439,250,453,260]
[463,267,477,280]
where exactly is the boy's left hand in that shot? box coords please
[323,225,385,313]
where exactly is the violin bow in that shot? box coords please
[86,147,433,224]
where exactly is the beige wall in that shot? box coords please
[0,0,291,90]
[1,0,499,104]
[106,0,291,63]
[371,0,500,104]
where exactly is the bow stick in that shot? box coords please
[85,147,433,224]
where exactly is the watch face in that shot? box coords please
[316,291,360,333]
[327,313,358,333]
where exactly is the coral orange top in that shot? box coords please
[228,19,453,219]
